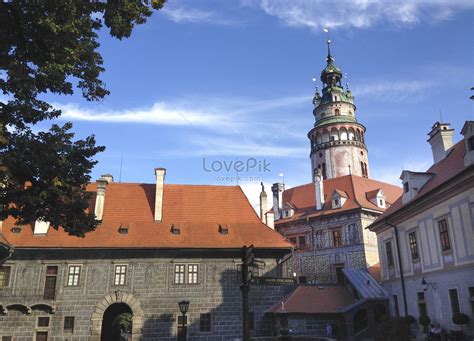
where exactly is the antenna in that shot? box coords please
[439,108,443,123]
[279,172,285,186]
[119,153,123,183]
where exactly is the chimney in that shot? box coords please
[266,211,275,229]
[33,220,50,235]
[427,122,454,163]
[101,173,114,183]
[271,183,284,220]
[154,168,166,221]
[94,177,109,221]
[461,121,474,167]
[314,168,324,210]
[259,182,268,224]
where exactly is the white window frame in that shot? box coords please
[174,264,186,284]
[188,264,199,284]
[114,265,127,286]
[66,265,81,286]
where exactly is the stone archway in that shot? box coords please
[90,292,144,341]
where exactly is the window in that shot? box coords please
[408,232,419,260]
[449,289,460,316]
[335,109,340,115]
[199,313,211,332]
[0,266,11,288]
[332,229,342,247]
[438,219,451,251]
[335,264,345,284]
[118,226,128,234]
[385,241,394,267]
[114,265,127,286]
[43,266,58,300]
[417,292,428,331]
[36,332,48,341]
[37,316,50,327]
[334,198,340,206]
[174,264,185,284]
[322,163,327,179]
[403,182,409,193]
[67,266,81,286]
[2,337,12,341]
[393,295,400,317]
[64,316,75,333]
[289,237,297,245]
[298,236,306,251]
[188,264,198,284]
[468,136,474,151]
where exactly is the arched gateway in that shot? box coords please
[90,292,144,341]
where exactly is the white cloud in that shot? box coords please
[255,0,474,30]
[58,102,234,128]
[162,6,236,25]
[353,79,436,102]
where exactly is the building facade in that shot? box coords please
[0,169,293,340]
[267,40,402,285]
[369,121,474,336]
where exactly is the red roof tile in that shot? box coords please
[374,139,466,223]
[1,184,292,250]
[267,285,354,314]
[275,175,402,224]
[368,263,381,282]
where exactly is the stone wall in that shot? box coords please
[277,210,376,284]
[0,249,294,340]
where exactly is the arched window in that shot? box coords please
[322,163,327,179]
[353,309,368,334]
[335,108,340,116]
[340,128,348,140]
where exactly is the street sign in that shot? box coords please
[251,276,297,285]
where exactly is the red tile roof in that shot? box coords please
[275,175,402,224]
[267,285,354,314]
[373,139,467,224]
[367,263,381,282]
[1,184,292,250]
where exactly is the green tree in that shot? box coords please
[0,1,165,236]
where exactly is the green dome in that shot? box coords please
[321,64,341,76]
[314,115,356,128]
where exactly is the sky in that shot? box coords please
[38,0,474,211]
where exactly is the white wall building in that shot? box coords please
[369,121,474,336]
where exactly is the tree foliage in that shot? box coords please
[0,0,165,236]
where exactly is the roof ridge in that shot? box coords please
[348,175,363,209]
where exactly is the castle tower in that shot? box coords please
[308,39,370,180]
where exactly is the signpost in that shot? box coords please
[240,245,296,341]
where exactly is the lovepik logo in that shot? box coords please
[202,158,271,173]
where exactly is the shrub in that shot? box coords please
[452,312,470,333]
[419,315,431,326]
[404,315,416,325]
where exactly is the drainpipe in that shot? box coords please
[385,219,408,316]
[306,217,317,283]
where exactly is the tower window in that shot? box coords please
[322,163,327,179]
[335,109,340,115]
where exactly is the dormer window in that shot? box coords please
[118,225,129,235]
[281,203,295,218]
[11,226,21,234]
[366,189,386,209]
[331,190,347,209]
[468,136,474,151]
[218,225,228,235]
[171,224,180,235]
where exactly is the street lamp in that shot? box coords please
[178,300,190,341]
[421,277,437,291]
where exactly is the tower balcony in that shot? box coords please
[311,139,367,153]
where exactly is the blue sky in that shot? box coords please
[39,0,474,210]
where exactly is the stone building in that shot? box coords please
[368,121,474,337]
[0,168,293,340]
[267,40,402,284]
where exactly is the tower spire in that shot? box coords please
[327,39,333,64]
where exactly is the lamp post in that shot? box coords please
[421,277,437,291]
[178,300,190,341]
